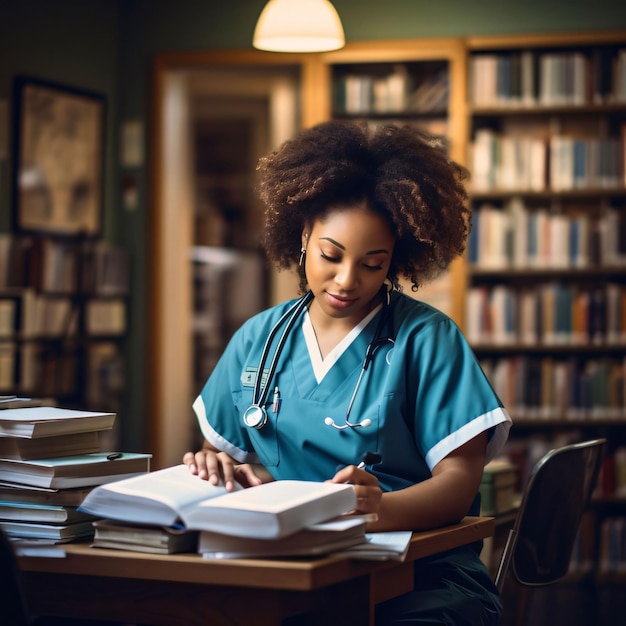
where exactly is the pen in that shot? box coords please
[357,451,382,469]
[337,451,382,474]
[272,386,281,413]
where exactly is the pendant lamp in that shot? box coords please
[253,0,345,53]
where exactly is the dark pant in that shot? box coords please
[375,545,502,626]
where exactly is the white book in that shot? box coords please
[0,452,151,489]
[199,515,369,559]
[490,286,516,345]
[471,56,497,107]
[549,214,570,269]
[0,407,116,438]
[497,136,518,190]
[471,129,497,191]
[465,287,488,344]
[519,289,539,346]
[79,464,357,540]
[528,138,547,191]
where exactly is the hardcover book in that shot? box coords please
[0,483,94,507]
[0,519,95,540]
[0,407,115,438]
[92,519,198,555]
[0,501,96,524]
[0,452,151,489]
[0,430,101,460]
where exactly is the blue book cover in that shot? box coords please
[573,140,587,188]
[467,211,479,265]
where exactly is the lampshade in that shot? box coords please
[253,0,345,53]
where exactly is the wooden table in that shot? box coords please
[18,516,494,626]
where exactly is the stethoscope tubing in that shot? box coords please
[244,288,394,431]
[248,292,314,417]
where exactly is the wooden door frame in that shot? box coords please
[149,50,324,468]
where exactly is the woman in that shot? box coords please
[184,120,511,624]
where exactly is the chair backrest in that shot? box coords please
[494,438,606,592]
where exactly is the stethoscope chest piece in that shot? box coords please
[243,405,267,429]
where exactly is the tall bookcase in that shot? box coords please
[0,234,129,424]
[312,39,469,324]
[465,31,626,582]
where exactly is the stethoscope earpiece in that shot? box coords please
[324,416,372,430]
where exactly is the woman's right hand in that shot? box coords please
[182,444,263,491]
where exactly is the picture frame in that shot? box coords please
[12,76,106,237]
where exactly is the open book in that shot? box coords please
[79,465,357,539]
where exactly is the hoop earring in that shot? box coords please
[383,278,393,306]
[299,247,306,267]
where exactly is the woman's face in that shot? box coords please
[303,201,395,324]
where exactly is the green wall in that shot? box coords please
[1,0,625,452]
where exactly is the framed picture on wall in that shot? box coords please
[12,76,106,236]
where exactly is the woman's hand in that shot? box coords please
[182,445,263,491]
[330,465,383,517]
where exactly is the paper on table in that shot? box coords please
[336,530,412,561]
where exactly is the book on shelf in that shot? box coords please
[79,464,357,540]
[0,346,15,391]
[0,452,152,489]
[0,500,96,524]
[480,354,626,420]
[80,241,130,296]
[199,515,369,560]
[0,406,116,438]
[92,519,199,555]
[0,430,101,460]
[85,298,127,335]
[479,458,518,516]
[0,298,16,338]
[0,519,95,541]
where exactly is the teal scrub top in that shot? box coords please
[193,292,511,497]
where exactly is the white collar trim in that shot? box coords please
[302,304,382,383]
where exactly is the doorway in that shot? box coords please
[150,54,316,468]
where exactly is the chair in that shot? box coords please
[494,438,606,623]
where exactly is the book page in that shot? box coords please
[193,480,351,513]
[0,407,114,421]
[95,464,241,510]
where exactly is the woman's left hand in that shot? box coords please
[330,465,383,515]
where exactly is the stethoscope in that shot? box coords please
[242,288,395,431]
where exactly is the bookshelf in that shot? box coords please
[465,30,626,582]
[0,234,129,418]
[314,39,469,324]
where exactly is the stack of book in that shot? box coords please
[0,399,151,553]
[79,464,372,558]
